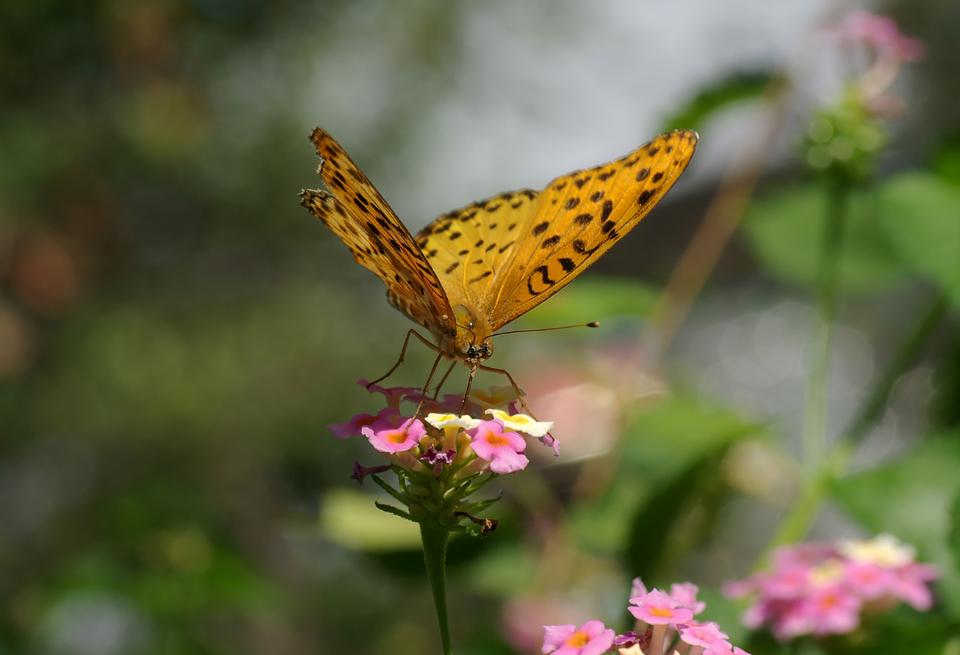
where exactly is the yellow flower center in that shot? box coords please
[387,429,408,444]
[649,606,674,618]
[565,631,589,647]
[484,432,510,447]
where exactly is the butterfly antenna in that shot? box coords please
[457,322,477,340]
[491,321,600,337]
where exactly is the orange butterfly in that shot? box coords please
[301,128,697,403]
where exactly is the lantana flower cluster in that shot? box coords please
[725,534,937,640]
[831,10,925,63]
[543,578,750,655]
[805,11,925,181]
[329,379,557,530]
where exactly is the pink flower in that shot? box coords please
[539,432,561,455]
[329,408,396,439]
[678,621,729,649]
[833,10,925,61]
[762,566,814,599]
[724,535,935,641]
[805,585,862,636]
[542,621,615,655]
[544,579,749,655]
[670,582,706,613]
[890,562,938,610]
[843,561,896,600]
[629,589,695,625]
[361,417,425,454]
[469,420,529,474]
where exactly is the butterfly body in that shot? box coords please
[300,127,697,372]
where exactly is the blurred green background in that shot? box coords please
[1,1,959,654]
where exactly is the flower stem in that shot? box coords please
[801,183,849,479]
[420,518,453,655]
[760,288,949,557]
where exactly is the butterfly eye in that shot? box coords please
[465,343,492,361]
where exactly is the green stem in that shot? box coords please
[759,289,949,559]
[801,184,849,479]
[420,518,453,655]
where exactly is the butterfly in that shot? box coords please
[300,127,697,400]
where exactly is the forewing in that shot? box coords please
[300,128,455,338]
[414,188,538,315]
[489,129,698,329]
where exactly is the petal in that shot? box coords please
[630,577,649,600]
[489,449,529,474]
[328,415,369,439]
[486,409,554,437]
[425,412,481,430]
[543,625,576,652]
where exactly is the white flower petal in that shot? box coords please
[485,409,553,437]
[838,533,915,567]
[425,413,481,430]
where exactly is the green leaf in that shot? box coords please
[831,433,960,614]
[876,172,960,308]
[517,275,658,328]
[663,70,780,131]
[744,184,908,292]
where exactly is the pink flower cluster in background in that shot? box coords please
[329,379,556,478]
[832,10,925,62]
[543,578,750,655]
[725,534,937,640]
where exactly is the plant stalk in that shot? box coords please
[760,289,949,557]
[801,184,849,479]
[420,518,453,655]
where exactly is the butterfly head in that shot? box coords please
[451,305,494,365]
[463,340,493,363]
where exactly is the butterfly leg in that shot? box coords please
[412,350,446,419]
[431,360,458,400]
[366,329,439,389]
[458,365,478,415]
[477,364,539,420]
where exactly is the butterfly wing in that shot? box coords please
[488,129,698,329]
[414,188,539,322]
[300,128,456,339]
